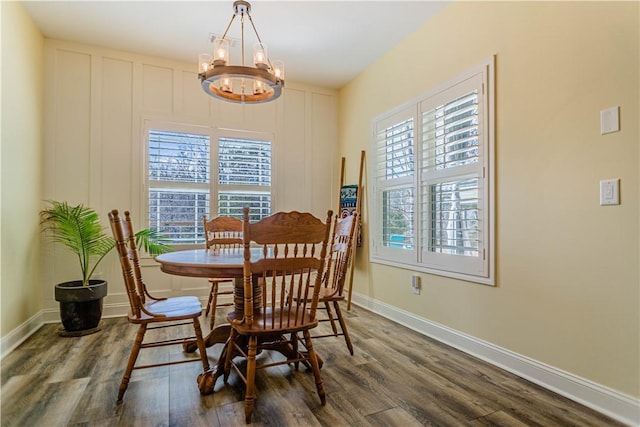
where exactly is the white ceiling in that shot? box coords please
[21,1,448,89]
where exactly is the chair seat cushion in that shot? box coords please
[135,296,203,321]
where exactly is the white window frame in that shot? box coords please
[369,57,495,285]
[143,120,274,247]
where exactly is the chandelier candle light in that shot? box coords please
[198,0,285,104]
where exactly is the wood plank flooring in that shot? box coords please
[1,306,624,426]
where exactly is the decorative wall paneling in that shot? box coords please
[41,39,338,322]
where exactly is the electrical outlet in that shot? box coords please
[411,275,421,295]
[600,178,620,205]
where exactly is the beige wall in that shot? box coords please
[1,2,45,336]
[339,1,639,398]
[40,39,339,320]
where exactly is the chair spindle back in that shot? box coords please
[240,207,333,330]
[203,215,243,250]
[323,213,358,298]
[108,209,164,320]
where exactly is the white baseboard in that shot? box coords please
[1,312,44,360]
[102,302,132,318]
[351,292,640,427]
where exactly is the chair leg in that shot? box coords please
[118,324,146,401]
[192,317,210,371]
[291,332,300,370]
[302,330,326,405]
[324,300,339,335]
[244,336,258,424]
[205,281,215,317]
[333,301,354,355]
[209,282,220,329]
[223,329,238,383]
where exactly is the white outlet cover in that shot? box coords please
[600,179,620,205]
[600,106,619,135]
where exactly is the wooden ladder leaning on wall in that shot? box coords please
[339,150,365,311]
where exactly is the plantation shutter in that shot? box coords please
[145,123,275,246]
[148,129,210,244]
[217,137,272,221]
[419,73,487,275]
[373,108,417,260]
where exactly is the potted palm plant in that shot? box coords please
[40,201,171,336]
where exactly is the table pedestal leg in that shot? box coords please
[196,335,230,394]
[183,323,231,353]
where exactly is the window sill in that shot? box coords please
[369,255,495,286]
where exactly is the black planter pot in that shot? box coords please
[54,279,107,335]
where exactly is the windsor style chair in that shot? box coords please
[223,207,332,423]
[108,209,210,401]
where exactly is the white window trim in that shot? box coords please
[369,56,495,286]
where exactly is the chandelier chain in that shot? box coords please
[247,14,272,70]
[240,13,245,66]
[220,13,236,41]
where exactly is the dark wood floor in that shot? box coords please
[1,305,624,427]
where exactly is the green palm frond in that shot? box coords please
[134,228,172,256]
[40,201,172,286]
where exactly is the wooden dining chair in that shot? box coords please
[203,214,243,329]
[313,212,358,355]
[223,207,333,424]
[108,209,210,401]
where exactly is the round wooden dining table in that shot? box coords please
[155,247,247,279]
[155,247,319,395]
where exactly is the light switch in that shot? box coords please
[600,106,619,135]
[600,179,620,205]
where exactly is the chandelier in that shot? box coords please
[198,0,284,104]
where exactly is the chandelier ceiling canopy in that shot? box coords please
[198,1,284,104]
